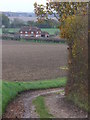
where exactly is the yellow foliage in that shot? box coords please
[60,15,76,40]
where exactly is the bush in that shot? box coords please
[60,15,88,111]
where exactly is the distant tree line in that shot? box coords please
[1,14,60,28]
[2,14,10,28]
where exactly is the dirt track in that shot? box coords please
[2,40,68,81]
[3,88,88,118]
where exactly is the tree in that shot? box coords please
[61,15,88,111]
[10,18,25,28]
[36,19,59,28]
[27,19,59,28]
[34,1,87,22]
[2,14,10,28]
[34,1,88,111]
[27,21,36,27]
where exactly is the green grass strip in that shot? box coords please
[2,77,67,114]
[41,28,60,35]
[33,96,53,118]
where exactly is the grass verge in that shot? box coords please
[19,39,66,44]
[33,96,53,118]
[2,77,67,114]
[41,28,60,35]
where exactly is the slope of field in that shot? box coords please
[2,40,68,82]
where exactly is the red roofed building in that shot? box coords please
[19,26,41,38]
[19,26,49,38]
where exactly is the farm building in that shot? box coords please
[41,31,49,37]
[19,26,49,38]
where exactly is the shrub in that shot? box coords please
[60,14,88,111]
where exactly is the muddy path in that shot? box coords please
[3,88,88,119]
[3,88,64,118]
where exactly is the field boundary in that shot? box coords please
[1,34,66,44]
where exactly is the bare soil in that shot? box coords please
[45,93,88,118]
[3,88,88,119]
[2,40,68,81]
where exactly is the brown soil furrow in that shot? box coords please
[2,40,68,82]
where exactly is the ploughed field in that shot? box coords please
[2,40,68,82]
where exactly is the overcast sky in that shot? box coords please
[0,0,47,13]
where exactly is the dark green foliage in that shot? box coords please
[27,19,60,28]
[36,19,60,28]
[10,18,26,28]
[2,14,10,28]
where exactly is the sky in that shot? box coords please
[0,0,47,13]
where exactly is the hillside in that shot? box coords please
[2,11,57,22]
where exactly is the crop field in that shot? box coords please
[2,40,68,82]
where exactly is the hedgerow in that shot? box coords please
[60,14,88,111]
